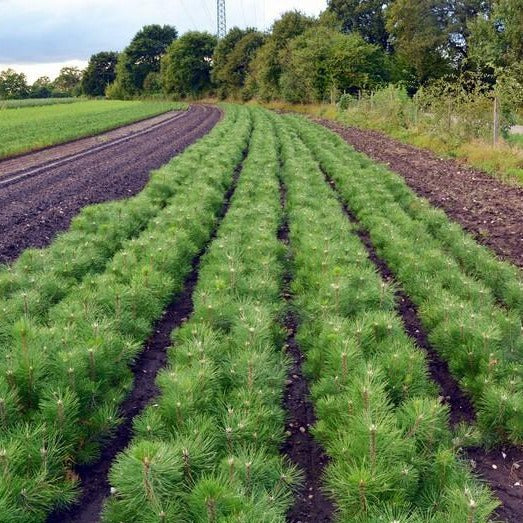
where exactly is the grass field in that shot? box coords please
[0,100,186,159]
[1,104,522,521]
[507,132,523,148]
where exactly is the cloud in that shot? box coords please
[0,0,326,63]
[0,60,88,83]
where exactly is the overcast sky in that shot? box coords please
[0,0,327,82]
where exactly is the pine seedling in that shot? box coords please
[397,398,449,451]
[38,389,80,446]
[0,382,20,429]
[185,474,244,523]
[108,441,184,516]
[441,483,499,523]
[218,447,301,500]
[156,363,218,432]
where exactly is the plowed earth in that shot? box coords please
[0,105,221,264]
[318,120,523,269]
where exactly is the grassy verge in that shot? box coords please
[104,108,300,521]
[0,100,188,159]
[253,100,523,185]
[0,106,251,521]
[289,114,523,445]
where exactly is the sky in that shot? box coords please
[0,0,327,82]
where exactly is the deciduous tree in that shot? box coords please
[54,66,83,96]
[247,11,316,100]
[280,27,389,103]
[328,0,392,48]
[0,69,29,99]
[213,28,264,98]
[82,51,118,96]
[161,32,217,98]
[113,24,178,95]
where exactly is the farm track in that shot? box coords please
[278,181,335,523]
[318,120,523,269]
[0,104,221,264]
[46,147,247,523]
[323,168,523,522]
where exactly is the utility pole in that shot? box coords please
[217,0,226,39]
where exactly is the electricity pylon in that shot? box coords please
[217,0,226,39]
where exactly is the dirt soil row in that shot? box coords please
[46,146,246,523]
[317,120,523,270]
[278,182,335,523]
[0,105,221,264]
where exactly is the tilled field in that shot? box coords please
[318,120,523,269]
[0,104,221,263]
[1,105,523,523]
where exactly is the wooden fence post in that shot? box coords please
[493,95,500,146]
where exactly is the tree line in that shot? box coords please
[1,0,521,103]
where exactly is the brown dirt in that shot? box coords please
[278,182,335,523]
[46,146,246,523]
[466,446,523,522]
[0,105,221,265]
[317,120,523,269]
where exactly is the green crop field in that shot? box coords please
[0,100,186,159]
[1,105,522,522]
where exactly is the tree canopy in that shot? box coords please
[213,28,265,99]
[328,0,391,48]
[82,52,119,96]
[54,66,83,96]
[161,32,217,98]
[280,27,389,103]
[113,24,178,95]
[0,69,28,99]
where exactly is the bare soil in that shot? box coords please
[0,105,221,264]
[466,446,523,522]
[46,145,246,523]
[318,120,523,269]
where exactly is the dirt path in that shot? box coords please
[318,120,523,269]
[0,105,221,264]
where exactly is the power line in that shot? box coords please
[199,0,214,29]
[180,0,199,30]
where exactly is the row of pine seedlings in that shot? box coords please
[273,114,498,521]
[289,115,523,446]
[103,109,301,521]
[0,106,252,521]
